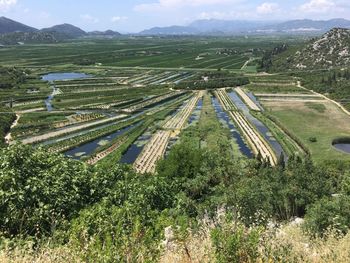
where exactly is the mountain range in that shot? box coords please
[140,18,350,35]
[1,16,350,43]
[0,16,121,44]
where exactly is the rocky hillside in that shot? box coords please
[0,31,69,45]
[269,28,350,70]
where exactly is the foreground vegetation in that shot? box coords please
[1,136,350,262]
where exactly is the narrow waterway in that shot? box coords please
[41,73,92,112]
[228,90,286,159]
[212,97,253,158]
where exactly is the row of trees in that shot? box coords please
[175,71,249,90]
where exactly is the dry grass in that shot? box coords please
[160,227,213,263]
[159,222,350,263]
[1,224,350,263]
[261,224,350,263]
[0,245,82,263]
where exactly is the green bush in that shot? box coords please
[0,145,92,237]
[305,195,350,236]
[211,212,262,263]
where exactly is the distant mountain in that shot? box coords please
[189,19,273,33]
[262,19,350,32]
[139,26,199,35]
[88,30,121,37]
[0,16,37,34]
[140,18,350,35]
[270,28,350,70]
[41,24,87,38]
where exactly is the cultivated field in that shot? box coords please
[1,36,349,170]
[261,99,350,162]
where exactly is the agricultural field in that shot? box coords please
[244,74,350,163]
[1,37,349,170]
[0,36,302,71]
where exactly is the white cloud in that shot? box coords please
[134,0,233,12]
[80,14,99,23]
[0,0,17,12]
[256,2,280,15]
[111,16,128,23]
[299,0,335,13]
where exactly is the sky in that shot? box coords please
[0,0,349,32]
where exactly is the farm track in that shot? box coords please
[297,81,350,117]
[17,108,46,113]
[241,58,254,70]
[260,98,326,102]
[235,87,261,111]
[255,93,323,97]
[215,89,277,166]
[251,82,297,86]
[5,114,20,144]
[134,92,203,174]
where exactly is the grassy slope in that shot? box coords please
[263,100,350,163]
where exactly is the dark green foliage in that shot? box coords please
[0,66,27,89]
[258,43,288,71]
[0,145,92,236]
[69,170,175,262]
[305,195,350,236]
[304,171,350,235]
[175,71,249,90]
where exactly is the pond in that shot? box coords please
[41,72,91,82]
[41,72,92,112]
[333,143,350,154]
[332,138,350,154]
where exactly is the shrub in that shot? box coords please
[309,137,317,143]
[211,212,262,263]
[304,195,350,236]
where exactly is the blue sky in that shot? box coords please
[0,0,349,32]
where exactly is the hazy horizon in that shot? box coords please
[0,0,349,32]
